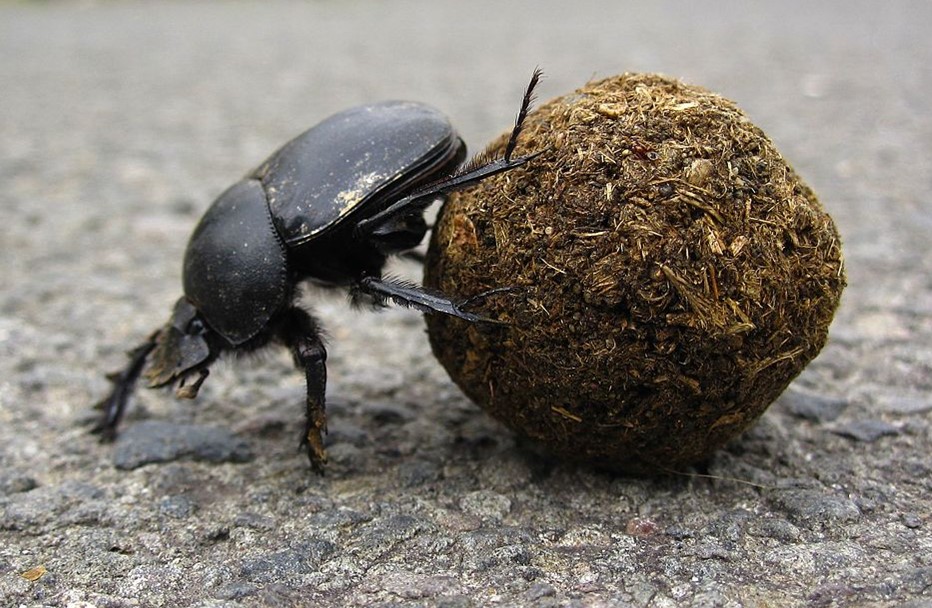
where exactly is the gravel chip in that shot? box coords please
[460,490,513,523]
[780,387,850,422]
[770,490,861,526]
[112,421,253,469]
[239,540,337,584]
[830,419,901,442]
[0,473,38,496]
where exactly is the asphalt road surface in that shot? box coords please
[1,1,930,606]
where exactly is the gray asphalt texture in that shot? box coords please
[1,1,930,607]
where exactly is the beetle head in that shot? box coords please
[144,297,214,398]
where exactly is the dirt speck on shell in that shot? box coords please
[425,73,846,474]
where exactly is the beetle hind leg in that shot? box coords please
[354,275,507,325]
[276,307,329,474]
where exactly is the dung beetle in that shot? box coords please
[95,71,541,473]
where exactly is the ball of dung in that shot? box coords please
[424,73,845,474]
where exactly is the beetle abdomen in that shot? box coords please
[253,101,463,246]
[182,180,288,345]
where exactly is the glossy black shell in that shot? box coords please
[252,101,463,246]
[182,101,463,346]
[182,180,288,345]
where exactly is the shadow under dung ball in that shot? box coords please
[425,73,845,474]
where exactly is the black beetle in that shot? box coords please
[95,72,540,473]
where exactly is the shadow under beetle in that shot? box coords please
[95,72,541,473]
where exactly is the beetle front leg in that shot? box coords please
[277,308,329,474]
[93,332,159,440]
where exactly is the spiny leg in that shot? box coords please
[354,275,507,324]
[277,307,329,474]
[93,332,159,440]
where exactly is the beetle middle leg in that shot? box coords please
[353,275,506,324]
[276,307,329,474]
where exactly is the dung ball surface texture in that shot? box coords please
[425,73,845,474]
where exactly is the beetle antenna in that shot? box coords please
[356,70,545,240]
[450,68,542,179]
[504,68,542,162]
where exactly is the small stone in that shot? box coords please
[830,420,900,442]
[112,421,253,470]
[214,582,258,600]
[707,510,752,542]
[770,489,861,526]
[324,443,366,470]
[900,566,932,595]
[460,490,512,523]
[396,460,441,488]
[780,387,849,422]
[356,515,428,557]
[239,540,337,584]
[626,517,660,537]
[526,582,557,600]
[457,527,534,573]
[324,419,369,447]
[0,473,38,496]
[875,394,932,415]
[696,541,734,561]
[306,508,367,531]
[902,513,922,529]
[751,518,801,542]
[358,400,416,424]
[159,495,196,519]
[665,524,694,540]
[234,511,275,531]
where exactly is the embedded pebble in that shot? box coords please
[780,387,849,422]
[460,490,512,523]
[1,481,104,531]
[239,540,337,584]
[830,420,900,442]
[770,490,861,525]
[158,495,196,519]
[0,473,38,496]
[751,518,801,542]
[875,394,932,415]
[113,421,253,469]
[902,513,922,529]
[234,511,275,531]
